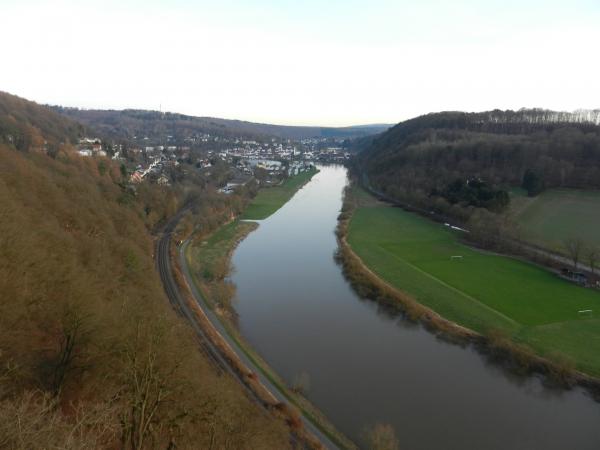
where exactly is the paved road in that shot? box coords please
[515,240,594,274]
[155,212,340,450]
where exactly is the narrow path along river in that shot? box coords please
[230,165,600,450]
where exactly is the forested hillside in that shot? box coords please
[358,109,600,222]
[0,94,290,448]
[53,107,390,141]
[0,92,83,154]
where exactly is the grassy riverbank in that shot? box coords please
[186,220,257,315]
[242,167,318,220]
[345,188,600,378]
[185,220,357,450]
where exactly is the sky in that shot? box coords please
[2,0,599,126]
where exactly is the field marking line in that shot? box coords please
[377,245,519,326]
[526,316,600,331]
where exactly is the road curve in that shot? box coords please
[155,212,340,450]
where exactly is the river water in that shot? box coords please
[230,165,600,450]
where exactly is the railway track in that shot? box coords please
[155,210,339,450]
[156,230,228,372]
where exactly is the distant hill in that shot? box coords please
[52,107,391,141]
[358,108,600,222]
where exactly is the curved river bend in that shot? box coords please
[231,165,600,450]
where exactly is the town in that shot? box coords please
[75,132,351,189]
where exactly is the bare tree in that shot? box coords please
[363,423,400,450]
[291,371,311,395]
[50,309,90,397]
[586,246,599,275]
[0,390,118,449]
[564,238,583,270]
[120,326,176,450]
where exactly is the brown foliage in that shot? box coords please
[0,144,290,448]
[0,91,82,152]
[0,390,119,450]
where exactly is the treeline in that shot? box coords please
[359,109,600,223]
[175,185,255,243]
[0,98,290,448]
[52,107,389,143]
[0,91,83,154]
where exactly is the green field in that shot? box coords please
[510,188,600,252]
[189,222,254,281]
[241,167,318,220]
[348,197,600,376]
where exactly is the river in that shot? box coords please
[230,165,600,450]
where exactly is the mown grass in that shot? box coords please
[510,188,600,252]
[347,198,600,376]
[241,167,318,220]
[186,220,257,312]
[193,221,251,281]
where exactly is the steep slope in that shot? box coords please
[0,95,290,448]
[0,91,83,153]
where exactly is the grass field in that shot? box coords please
[187,220,257,310]
[347,196,600,376]
[510,188,600,252]
[241,167,318,220]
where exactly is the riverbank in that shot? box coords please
[184,221,357,450]
[202,165,600,450]
[242,166,318,220]
[183,173,357,449]
[185,220,258,318]
[167,237,328,450]
[337,184,600,393]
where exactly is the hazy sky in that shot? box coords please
[2,0,599,126]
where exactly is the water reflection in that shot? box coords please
[231,165,600,450]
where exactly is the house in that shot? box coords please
[157,174,170,186]
[79,137,101,145]
[218,186,234,195]
[78,149,92,157]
